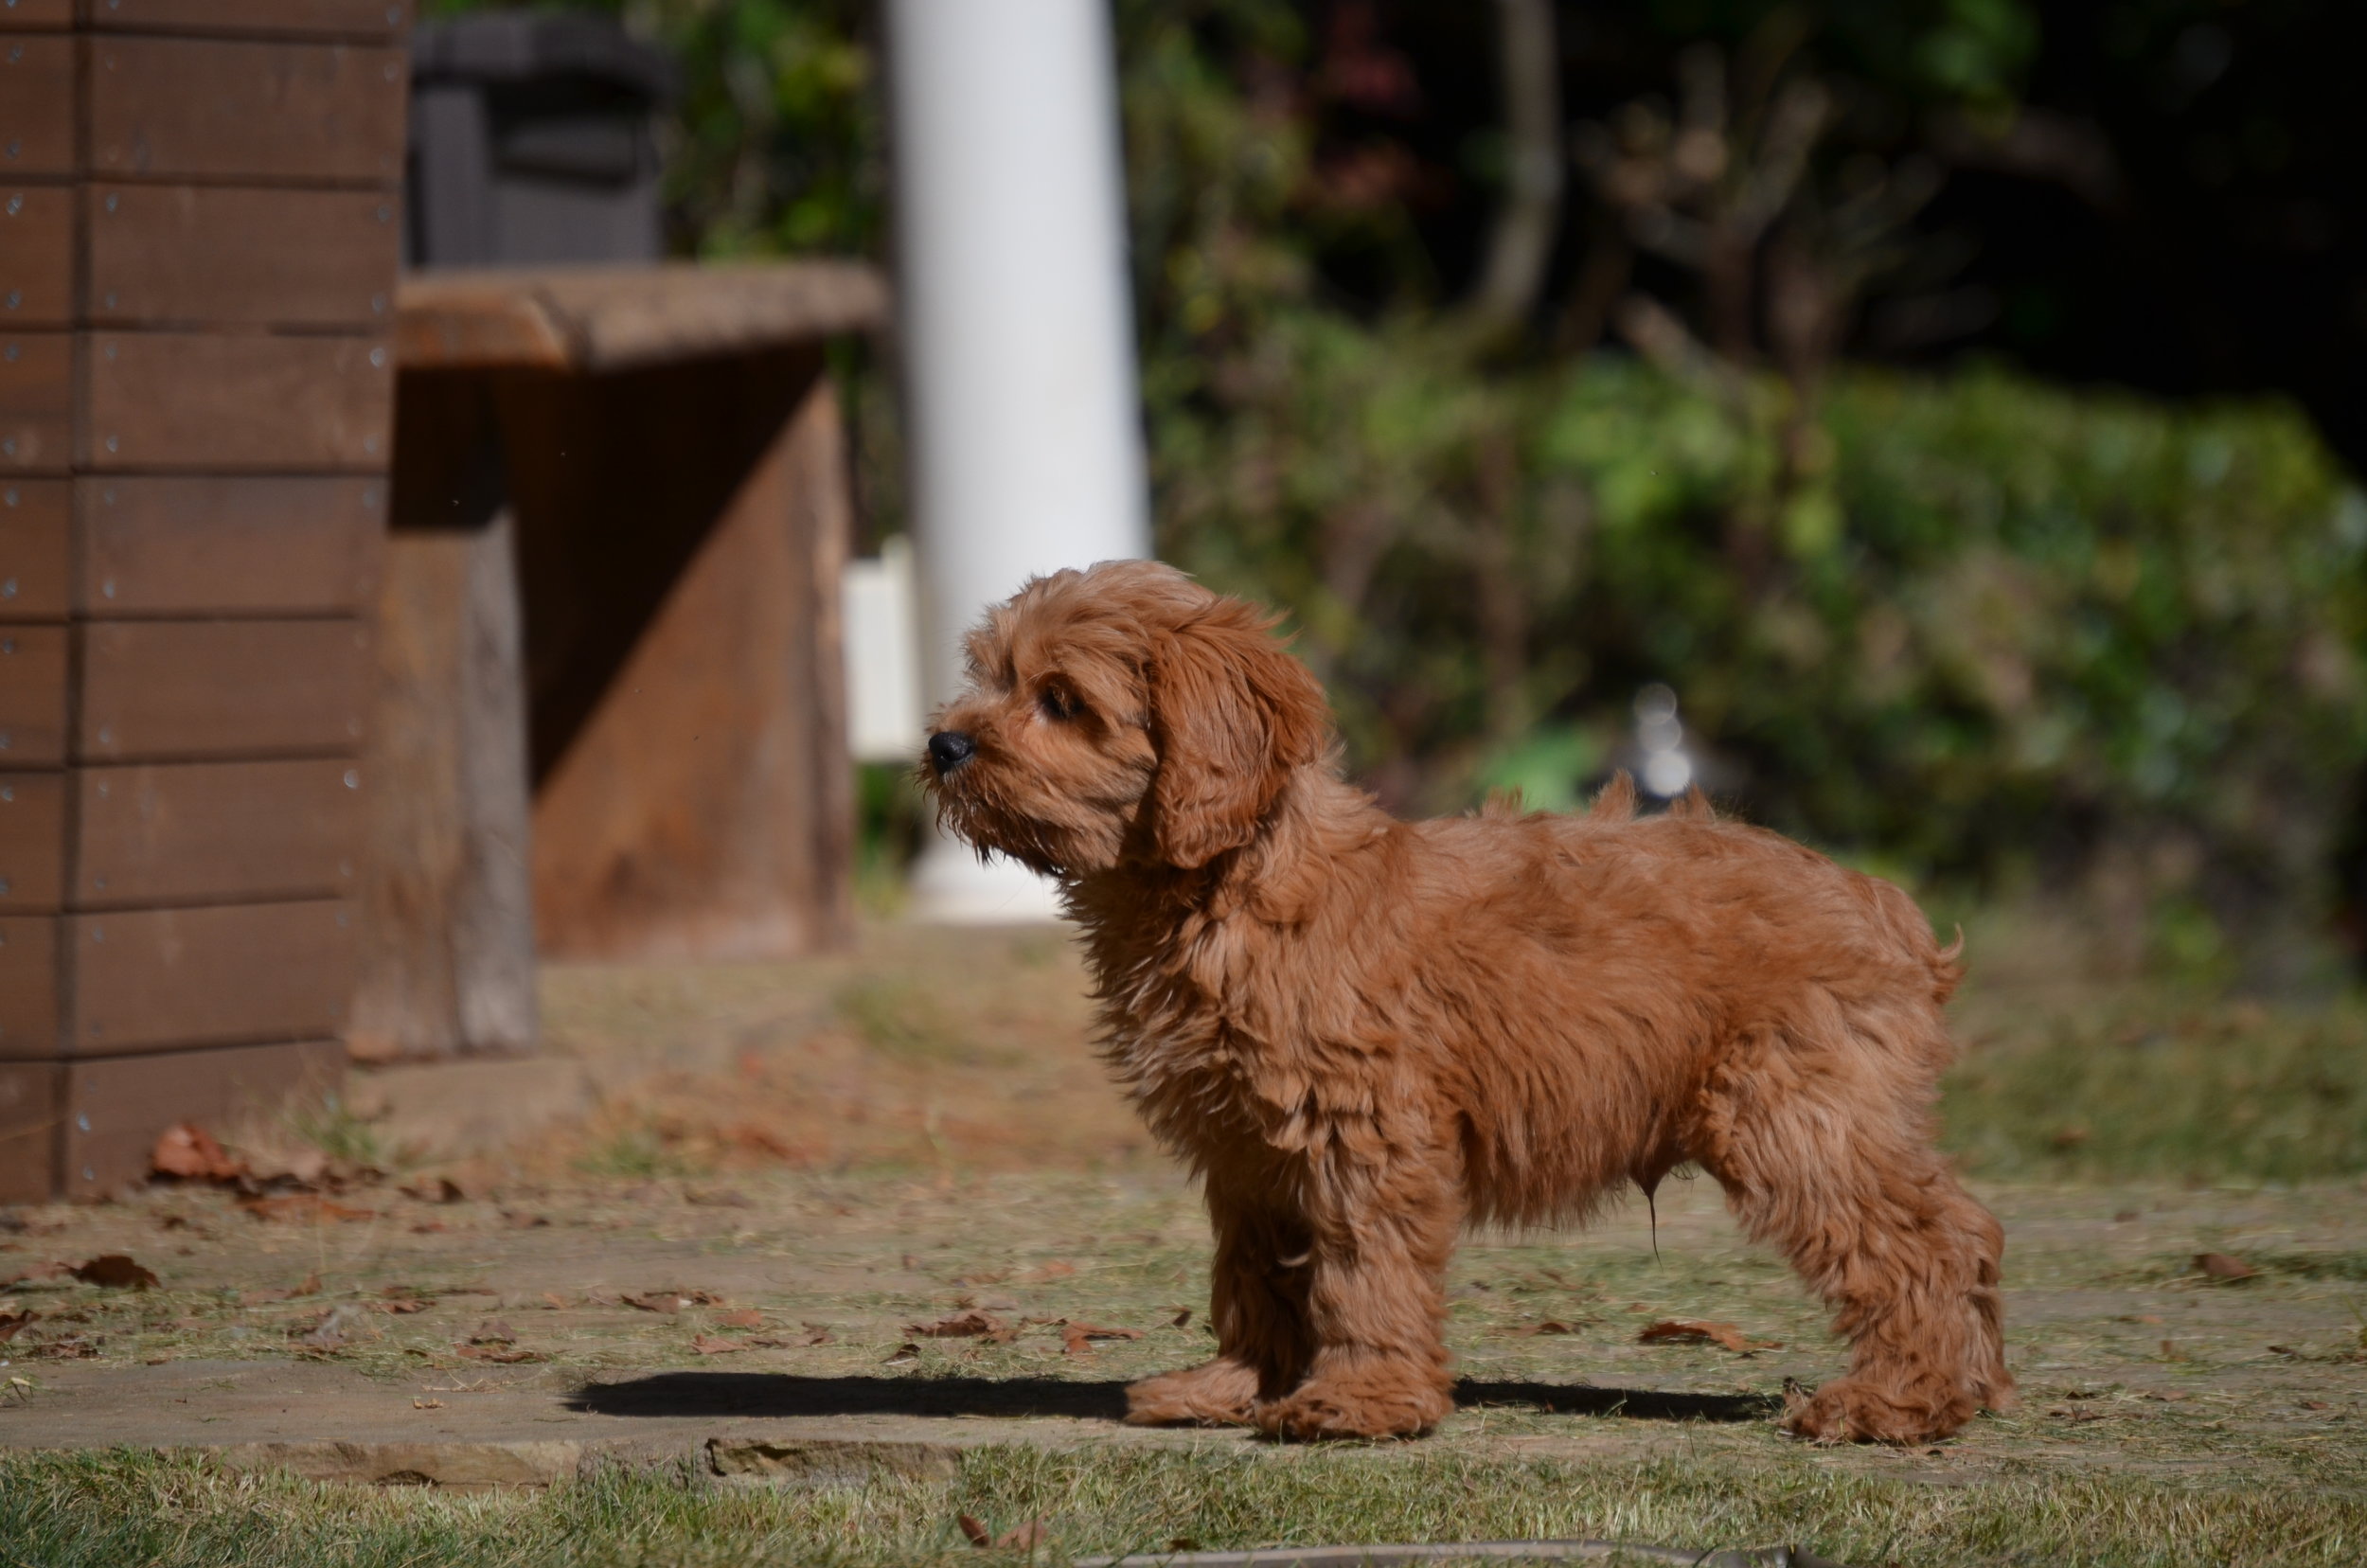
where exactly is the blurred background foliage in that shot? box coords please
[436,0,2367,970]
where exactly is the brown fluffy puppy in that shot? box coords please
[922,560,2012,1444]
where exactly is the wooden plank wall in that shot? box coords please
[0,0,405,1201]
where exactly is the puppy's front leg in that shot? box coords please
[1254,1144,1461,1441]
[1125,1185,1314,1427]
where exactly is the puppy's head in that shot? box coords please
[922,560,1328,879]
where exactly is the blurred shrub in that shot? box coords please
[1166,328,2367,930]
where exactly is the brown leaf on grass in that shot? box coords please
[378,1297,431,1315]
[1170,1307,1193,1328]
[749,1326,831,1348]
[1637,1319,1775,1353]
[2195,1252,2257,1281]
[454,1345,543,1363]
[909,1310,1011,1342]
[884,1342,921,1364]
[410,1221,449,1235]
[151,1123,244,1183]
[240,1274,323,1306]
[625,1290,721,1314]
[467,1320,517,1345]
[35,1335,98,1360]
[240,1195,376,1224]
[69,1255,158,1291]
[0,1310,33,1343]
[957,1514,991,1547]
[1059,1321,1142,1356]
[690,1333,747,1356]
[412,1398,444,1410]
[1512,1320,1580,1337]
[541,1292,570,1311]
[2160,1340,2191,1362]
[399,1175,465,1204]
[502,1210,551,1229]
[299,1306,374,1351]
[713,1308,765,1329]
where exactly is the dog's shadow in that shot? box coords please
[562,1373,1778,1425]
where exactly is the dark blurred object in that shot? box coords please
[407,13,674,268]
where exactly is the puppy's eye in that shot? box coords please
[1039,687,1081,722]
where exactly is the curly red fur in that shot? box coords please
[924,560,2013,1444]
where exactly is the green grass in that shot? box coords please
[1941,995,2367,1183]
[2,1444,2360,1568]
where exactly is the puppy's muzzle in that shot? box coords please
[928,730,975,775]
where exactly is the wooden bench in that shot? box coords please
[354,261,886,1064]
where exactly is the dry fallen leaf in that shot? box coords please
[995,1520,1050,1549]
[299,1306,373,1352]
[713,1308,766,1329]
[909,1310,1011,1342]
[151,1123,245,1183]
[748,1327,832,1349]
[957,1514,991,1548]
[690,1333,747,1356]
[413,1398,444,1410]
[883,1342,922,1364]
[379,1298,430,1315]
[2160,1340,2191,1363]
[542,1292,570,1311]
[1169,1307,1193,1328]
[0,1310,33,1344]
[2195,1252,2256,1282]
[1059,1321,1143,1356]
[467,1320,517,1345]
[1637,1319,1774,1353]
[69,1255,159,1291]
[454,1345,542,1363]
[399,1176,465,1204]
[625,1290,721,1314]
[240,1195,376,1224]
[1513,1320,1580,1337]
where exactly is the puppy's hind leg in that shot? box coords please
[1695,1019,2012,1445]
[1126,1188,1312,1427]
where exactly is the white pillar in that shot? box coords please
[884,0,1152,922]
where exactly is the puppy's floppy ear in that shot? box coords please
[1145,603,1329,868]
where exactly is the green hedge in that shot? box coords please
[1160,327,2367,923]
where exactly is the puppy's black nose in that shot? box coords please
[928,730,975,774]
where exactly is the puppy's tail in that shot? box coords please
[1931,923,1966,1006]
[1588,772,1637,822]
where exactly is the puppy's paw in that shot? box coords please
[1124,1360,1260,1427]
[1254,1367,1450,1442]
[1780,1377,1975,1445]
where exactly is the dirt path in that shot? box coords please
[6,922,2362,1495]
[5,1167,2362,1489]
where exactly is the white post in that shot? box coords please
[884,0,1152,921]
